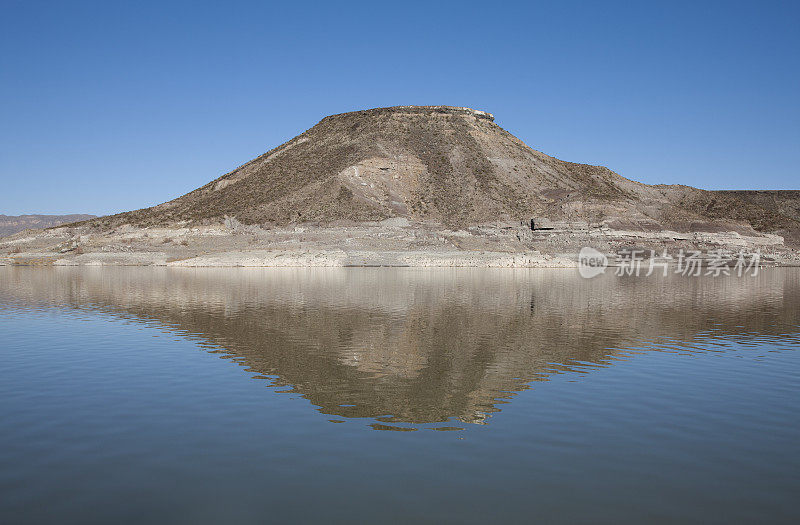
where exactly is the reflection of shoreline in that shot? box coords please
[1,268,798,427]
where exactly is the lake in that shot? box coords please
[1,267,798,524]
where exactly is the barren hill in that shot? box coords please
[82,105,798,245]
[3,106,799,267]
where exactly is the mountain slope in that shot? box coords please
[82,106,798,243]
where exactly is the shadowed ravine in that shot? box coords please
[1,267,798,429]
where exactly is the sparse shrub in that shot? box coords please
[180,239,189,246]
[338,186,354,202]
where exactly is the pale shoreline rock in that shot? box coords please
[1,222,798,268]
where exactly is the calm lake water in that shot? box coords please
[1,267,798,524]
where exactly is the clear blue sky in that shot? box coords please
[1,0,798,216]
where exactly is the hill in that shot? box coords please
[77,105,798,247]
[2,106,798,266]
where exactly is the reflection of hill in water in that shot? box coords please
[1,268,799,428]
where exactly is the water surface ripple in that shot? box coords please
[0,267,798,523]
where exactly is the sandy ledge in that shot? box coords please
[1,221,798,267]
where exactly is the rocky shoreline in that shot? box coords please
[2,219,798,268]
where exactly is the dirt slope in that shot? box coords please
[77,106,798,244]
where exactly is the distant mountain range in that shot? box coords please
[0,214,96,237]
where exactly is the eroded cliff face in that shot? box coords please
[67,105,796,244]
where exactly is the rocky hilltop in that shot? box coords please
[82,105,800,243]
[2,106,798,267]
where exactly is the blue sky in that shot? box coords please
[1,0,798,215]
